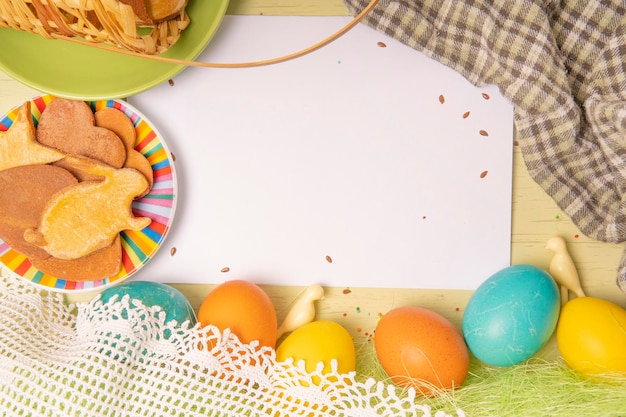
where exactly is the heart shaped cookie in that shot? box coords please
[36,98,127,169]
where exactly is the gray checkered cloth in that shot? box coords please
[344,0,626,293]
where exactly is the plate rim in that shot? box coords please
[0,94,178,293]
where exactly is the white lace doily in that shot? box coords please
[0,271,465,416]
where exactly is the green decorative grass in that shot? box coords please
[354,341,626,417]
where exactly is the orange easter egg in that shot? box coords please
[198,280,278,348]
[375,306,469,395]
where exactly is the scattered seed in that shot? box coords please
[168,79,174,86]
[171,152,176,161]
[356,327,362,332]
[482,93,490,100]
[479,130,489,136]
[325,255,333,263]
[220,267,230,273]
[342,288,352,294]
[480,170,488,178]
[170,247,177,256]
[513,140,519,146]
[377,41,387,47]
[439,94,445,104]
[462,111,470,119]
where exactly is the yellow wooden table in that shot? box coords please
[0,0,624,344]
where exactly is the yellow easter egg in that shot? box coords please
[276,320,356,375]
[556,296,626,375]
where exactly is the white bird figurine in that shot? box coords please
[276,284,325,340]
[546,236,586,303]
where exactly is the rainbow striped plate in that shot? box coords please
[0,95,177,292]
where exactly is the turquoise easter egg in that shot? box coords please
[98,280,196,338]
[462,265,560,366]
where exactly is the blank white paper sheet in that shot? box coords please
[129,15,514,290]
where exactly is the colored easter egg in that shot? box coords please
[462,264,560,366]
[276,320,356,375]
[556,296,626,375]
[374,306,469,395]
[197,279,278,348]
[98,280,196,334]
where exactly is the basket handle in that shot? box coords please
[51,0,381,68]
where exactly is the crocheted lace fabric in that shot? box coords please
[0,271,463,417]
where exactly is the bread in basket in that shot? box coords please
[0,0,190,54]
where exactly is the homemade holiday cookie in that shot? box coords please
[29,234,123,281]
[0,164,78,260]
[23,155,151,260]
[94,107,153,195]
[0,101,64,172]
[36,98,127,169]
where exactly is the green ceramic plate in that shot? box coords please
[0,0,229,100]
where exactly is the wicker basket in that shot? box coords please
[0,0,190,54]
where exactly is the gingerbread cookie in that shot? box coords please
[36,98,127,168]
